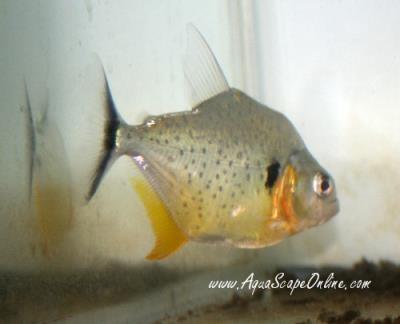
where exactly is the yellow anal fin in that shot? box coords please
[131,178,188,260]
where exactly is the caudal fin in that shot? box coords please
[87,69,123,201]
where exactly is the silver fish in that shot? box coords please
[88,25,339,260]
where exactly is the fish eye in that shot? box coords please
[313,172,333,197]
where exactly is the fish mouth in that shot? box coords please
[329,198,339,205]
[329,198,340,215]
[316,198,340,226]
[300,198,339,229]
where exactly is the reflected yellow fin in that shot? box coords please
[34,177,72,258]
[131,178,188,260]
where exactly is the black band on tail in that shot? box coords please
[87,71,121,201]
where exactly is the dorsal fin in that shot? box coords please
[184,23,230,108]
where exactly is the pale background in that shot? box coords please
[0,0,399,272]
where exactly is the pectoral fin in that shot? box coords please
[131,178,188,260]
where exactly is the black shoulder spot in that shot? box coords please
[265,161,281,189]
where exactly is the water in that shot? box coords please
[1,1,400,322]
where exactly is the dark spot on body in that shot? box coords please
[219,186,223,192]
[202,148,206,154]
[229,160,233,167]
[266,161,281,189]
[216,160,220,165]
[202,162,207,168]
[237,152,243,159]
[190,146,194,153]
[175,135,180,142]
[212,194,217,199]
[222,204,226,209]
[199,172,203,178]
[246,174,251,181]
[165,139,169,144]
[216,174,220,179]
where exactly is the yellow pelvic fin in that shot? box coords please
[131,178,188,260]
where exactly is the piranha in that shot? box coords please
[87,25,339,260]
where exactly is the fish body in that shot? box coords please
[88,25,339,259]
[120,89,305,247]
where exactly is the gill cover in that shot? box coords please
[271,164,299,234]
